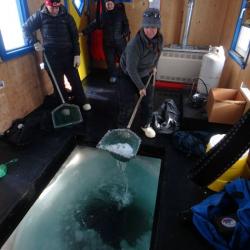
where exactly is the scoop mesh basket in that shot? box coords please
[97,129,141,162]
[97,73,154,162]
[51,103,83,129]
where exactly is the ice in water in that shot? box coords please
[2,146,161,250]
[105,143,134,158]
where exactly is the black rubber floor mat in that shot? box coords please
[189,109,250,186]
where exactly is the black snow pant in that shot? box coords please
[104,41,126,77]
[44,48,88,107]
[117,71,155,128]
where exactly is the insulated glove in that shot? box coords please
[34,42,43,52]
[79,30,86,36]
[73,55,80,68]
[139,88,146,97]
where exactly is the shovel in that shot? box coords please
[97,72,155,162]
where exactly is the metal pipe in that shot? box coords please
[181,0,195,47]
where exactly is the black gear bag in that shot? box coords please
[152,99,180,134]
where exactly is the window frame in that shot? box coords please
[229,0,250,69]
[0,0,68,62]
[0,0,33,61]
[72,0,85,16]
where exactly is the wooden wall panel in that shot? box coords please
[220,57,250,89]
[0,93,11,131]
[219,0,241,50]
[160,0,185,45]
[188,0,229,46]
[0,54,44,133]
[124,0,185,45]
[125,0,149,38]
[125,0,229,46]
[27,0,43,14]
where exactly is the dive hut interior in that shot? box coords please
[0,0,250,249]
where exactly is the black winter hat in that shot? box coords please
[142,8,161,28]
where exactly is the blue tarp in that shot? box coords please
[192,178,250,250]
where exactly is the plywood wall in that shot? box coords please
[0,54,45,133]
[125,0,229,46]
[125,0,149,37]
[160,0,185,45]
[125,0,185,45]
[187,0,229,46]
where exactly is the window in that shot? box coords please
[0,0,32,61]
[72,0,85,16]
[229,0,250,69]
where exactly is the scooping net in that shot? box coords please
[52,103,83,129]
[96,129,141,162]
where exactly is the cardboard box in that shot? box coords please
[240,84,250,114]
[207,88,246,124]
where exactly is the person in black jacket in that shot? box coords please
[118,8,163,138]
[23,0,91,111]
[82,0,130,83]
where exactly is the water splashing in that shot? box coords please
[116,160,132,209]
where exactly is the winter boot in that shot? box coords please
[141,125,156,138]
[109,77,117,83]
[82,103,91,111]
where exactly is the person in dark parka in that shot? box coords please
[82,0,130,83]
[118,8,163,138]
[23,0,91,111]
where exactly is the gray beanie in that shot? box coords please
[142,8,161,28]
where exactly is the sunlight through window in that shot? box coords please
[73,0,81,9]
[72,0,85,16]
[236,26,250,60]
[0,0,25,51]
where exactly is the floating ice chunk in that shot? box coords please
[75,230,84,242]
[105,143,134,158]
[61,108,71,116]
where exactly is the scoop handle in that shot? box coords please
[127,72,155,129]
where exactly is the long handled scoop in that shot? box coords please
[43,52,83,129]
[97,72,155,162]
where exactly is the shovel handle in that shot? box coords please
[36,40,66,104]
[5,158,18,166]
[127,72,155,129]
[43,53,66,104]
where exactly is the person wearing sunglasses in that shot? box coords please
[118,8,163,138]
[81,0,130,84]
[23,0,91,112]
